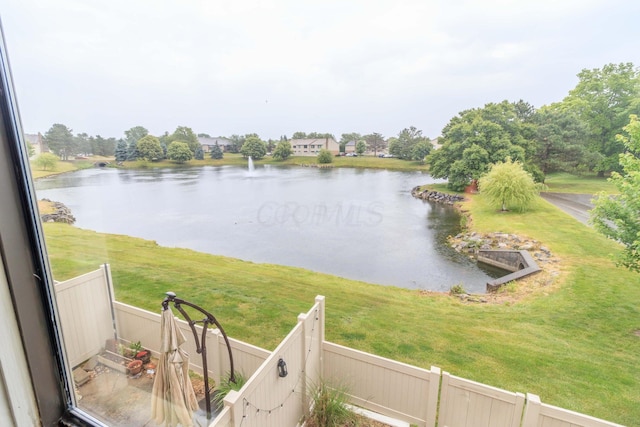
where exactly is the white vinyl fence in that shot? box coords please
[54,267,625,427]
[54,265,115,367]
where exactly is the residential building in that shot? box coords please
[198,136,232,152]
[290,137,339,156]
[344,140,356,154]
[24,132,47,157]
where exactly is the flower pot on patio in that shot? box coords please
[135,350,151,364]
[127,360,143,376]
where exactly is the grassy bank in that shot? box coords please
[118,153,430,172]
[30,157,105,178]
[42,189,640,425]
[543,172,617,194]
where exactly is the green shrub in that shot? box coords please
[449,283,466,295]
[317,149,333,164]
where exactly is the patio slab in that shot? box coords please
[76,363,210,426]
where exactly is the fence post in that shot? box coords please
[424,366,441,427]
[521,393,541,427]
[224,389,241,427]
[102,263,118,344]
[298,311,309,420]
[315,295,325,380]
[513,392,526,427]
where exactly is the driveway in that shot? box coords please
[540,192,595,225]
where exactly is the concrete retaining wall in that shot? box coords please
[479,250,540,292]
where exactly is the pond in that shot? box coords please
[35,165,496,293]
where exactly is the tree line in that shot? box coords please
[39,62,639,184]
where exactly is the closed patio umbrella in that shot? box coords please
[151,305,198,427]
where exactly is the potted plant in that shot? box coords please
[135,350,151,364]
[212,372,246,411]
[127,360,143,375]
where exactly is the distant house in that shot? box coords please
[290,138,340,156]
[344,140,356,154]
[198,136,232,153]
[24,133,47,157]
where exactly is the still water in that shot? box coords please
[36,165,495,293]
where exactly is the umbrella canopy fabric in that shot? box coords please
[151,307,199,427]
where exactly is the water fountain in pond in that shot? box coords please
[247,156,255,175]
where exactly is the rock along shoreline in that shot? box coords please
[40,199,76,224]
[411,186,465,205]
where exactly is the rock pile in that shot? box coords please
[40,199,76,224]
[411,186,465,205]
[448,232,555,267]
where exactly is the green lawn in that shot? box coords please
[29,158,97,178]
[543,172,617,194]
[42,186,640,425]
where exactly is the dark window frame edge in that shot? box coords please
[0,21,104,426]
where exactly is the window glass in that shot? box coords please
[2,2,639,427]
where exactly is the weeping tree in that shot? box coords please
[478,158,539,212]
[590,115,640,272]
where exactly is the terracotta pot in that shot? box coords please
[127,360,143,375]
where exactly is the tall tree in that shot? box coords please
[428,101,535,191]
[115,139,128,162]
[210,143,223,160]
[74,132,92,156]
[412,140,432,163]
[240,136,267,160]
[389,126,431,160]
[227,135,245,153]
[169,126,200,154]
[92,135,116,157]
[292,131,307,139]
[194,146,204,160]
[364,133,386,156]
[532,105,590,178]
[124,126,148,146]
[272,141,293,160]
[307,132,335,140]
[356,140,366,155]
[43,123,75,160]
[136,135,163,161]
[561,63,640,176]
[266,139,276,153]
[124,126,148,161]
[591,114,640,272]
[127,140,139,160]
[166,141,192,163]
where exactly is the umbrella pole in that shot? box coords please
[162,292,236,420]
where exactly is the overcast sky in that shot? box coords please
[2,0,639,141]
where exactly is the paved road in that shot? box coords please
[540,192,594,225]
